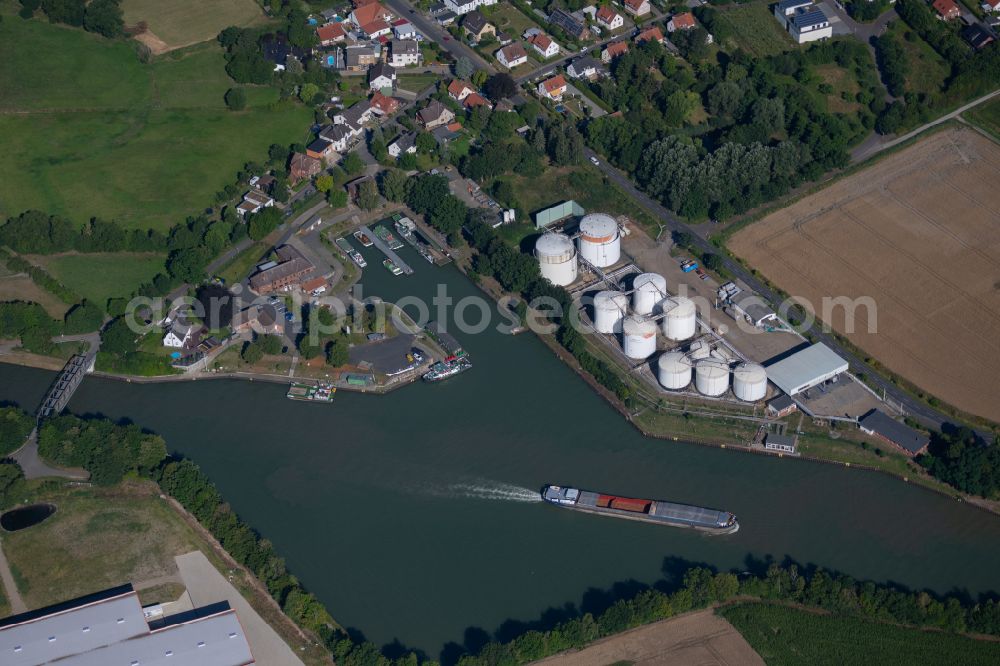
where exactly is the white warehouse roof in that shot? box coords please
[765,342,848,396]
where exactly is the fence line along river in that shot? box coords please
[2,241,999,659]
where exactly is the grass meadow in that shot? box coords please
[122,0,263,50]
[27,253,166,304]
[0,17,311,231]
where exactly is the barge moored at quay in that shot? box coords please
[542,485,738,534]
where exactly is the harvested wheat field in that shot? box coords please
[123,0,262,52]
[532,609,764,666]
[730,127,1000,422]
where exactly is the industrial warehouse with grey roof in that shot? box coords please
[764,342,849,396]
[0,584,254,666]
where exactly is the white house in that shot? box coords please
[622,0,650,17]
[528,33,560,58]
[388,39,421,67]
[981,0,1000,10]
[236,189,274,217]
[320,124,357,152]
[773,0,813,27]
[392,20,419,40]
[787,6,832,43]
[496,43,528,69]
[595,6,624,30]
[444,0,497,16]
[163,320,196,348]
[368,62,397,91]
[447,79,475,101]
[537,74,567,101]
[388,132,417,158]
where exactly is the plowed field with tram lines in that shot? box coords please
[729,127,1000,423]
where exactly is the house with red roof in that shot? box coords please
[667,12,697,32]
[528,33,560,58]
[448,80,475,101]
[932,0,961,19]
[595,6,624,30]
[622,0,650,17]
[316,22,346,46]
[349,2,392,30]
[370,91,401,116]
[601,40,629,63]
[537,74,567,101]
[635,26,665,45]
[463,92,492,109]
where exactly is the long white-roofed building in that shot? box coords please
[764,342,849,396]
[0,584,254,666]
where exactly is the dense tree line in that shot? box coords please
[0,211,165,254]
[0,460,25,510]
[20,0,124,38]
[0,301,62,355]
[38,414,167,485]
[0,249,80,305]
[874,33,909,97]
[918,426,1000,498]
[0,406,35,456]
[847,0,891,22]
[585,39,878,220]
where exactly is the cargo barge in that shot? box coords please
[542,485,738,534]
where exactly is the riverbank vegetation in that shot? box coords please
[19,409,1000,666]
[721,602,1000,665]
[0,406,34,456]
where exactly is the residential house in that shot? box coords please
[393,19,419,39]
[448,79,475,101]
[463,10,496,41]
[236,188,275,217]
[765,394,797,418]
[289,152,322,183]
[359,19,392,39]
[389,39,421,66]
[233,304,282,335]
[548,8,589,40]
[962,23,995,48]
[983,0,1000,11]
[261,34,308,72]
[496,42,528,68]
[528,33,560,58]
[932,0,961,19]
[444,0,497,16]
[345,45,378,71]
[463,92,492,109]
[773,0,813,25]
[417,100,456,129]
[163,318,199,349]
[566,56,605,80]
[436,10,457,25]
[859,409,930,457]
[349,2,391,30]
[317,22,346,46]
[786,6,832,43]
[320,8,339,21]
[635,26,665,45]
[537,74,567,101]
[622,0,650,17]
[601,40,629,62]
[370,90,401,115]
[335,100,376,127]
[595,6,624,30]
[432,122,463,145]
[319,123,357,152]
[368,61,397,90]
[496,30,512,45]
[252,173,275,193]
[249,245,315,296]
[388,132,417,158]
[667,11,696,32]
[306,136,338,163]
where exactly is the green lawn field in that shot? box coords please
[720,603,1000,666]
[0,18,312,231]
[28,253,165,305]
[122,0,263,50]
[715,2,794,58]
[966,97,1000,140]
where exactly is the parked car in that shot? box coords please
[590,156,600,166]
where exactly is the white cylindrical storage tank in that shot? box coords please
[695,358,730,397]
[733,362,767,402]
[622,315,657,360]
[535,232,578,286]
[593,290,628,334]
[688,339,710,360]
[657,351,692,390]
[662,296,697,341]
[577,213,621,268]
[632,273,667,316]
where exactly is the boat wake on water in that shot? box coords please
[420,480,542,503]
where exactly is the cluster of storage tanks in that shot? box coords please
[534,214,622,287]
[656,353,768,402]
[534,217,767,403]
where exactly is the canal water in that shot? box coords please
[2,238,999,659]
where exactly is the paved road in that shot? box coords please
[383,0,495,73]
[851,88,1000,162]
[176,551,305,666]
[584,144,991,438]
[12,429,90,480]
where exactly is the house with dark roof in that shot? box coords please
[786,6,832,43]
[261,34,308,71]
[859,409,930,456]
[320,123,357,151]
[567,56,606,80]
[418,100,456,129]
[462,10,495,41]
[250,245,315,295]
[368,61,397,90]
[962,23,995,49]
[306,137,338,163]
[388,39,421,66]
[548,8,589,40]
[388,131,417,158]
[345,45,378,71]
